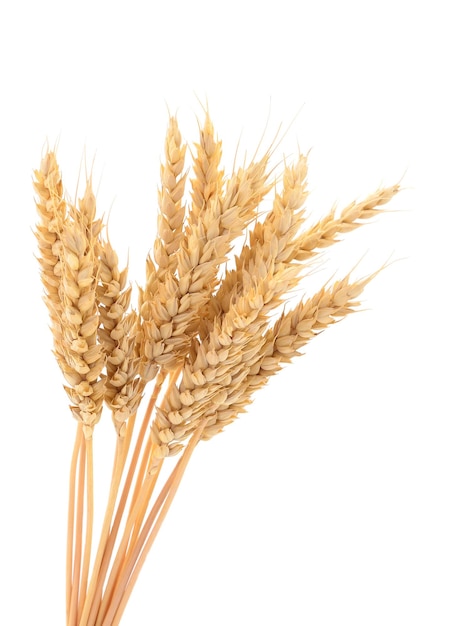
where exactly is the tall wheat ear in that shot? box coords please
[34,109,401,626]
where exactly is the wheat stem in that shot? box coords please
[106,417,208,626]
[78,437,94,620]
[120,369,182,558]
[68,435,86,626]
[95,468,159,626]
[86,374,165,626]
[125,456,161,561]
[66,424,83,621]
[128,368,178,513]
[83,419,136,626]
[79,434,126,626]
[95,371,182,625]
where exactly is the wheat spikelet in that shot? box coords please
[54,182,106,439]
[34,156,106,437]
[97,237,143,436]
[150,156,397,455]
[296,184,400,261]
[209,153,309,318]
[34,152,67,292]
[150,154,311,456]
[199,183,400,440]
[201,271,376,439]
[188,111,224,226]
[34,152,68,354]
[154,115,187,274]
[139,116,187,322]
[139,113,273,374]
[137,114,221,375]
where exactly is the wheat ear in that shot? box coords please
[34,151,67,311]
[34,151,69,380]
[204,270,378,437]
[153,114,187,276]
[139,112,272,374]
[59,183,105,439]
[151,153,309,456]
[97,237,143,436]
[296,184,401,260]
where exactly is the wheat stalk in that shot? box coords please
[34,109,400,626]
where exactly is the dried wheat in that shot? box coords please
[58,183,106,439]
[139,113,272,374]
[296,185,400,261]
[34,110,400,626]
[151,154,311,456]
[97,237,143,436]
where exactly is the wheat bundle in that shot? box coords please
[34,111,400,626]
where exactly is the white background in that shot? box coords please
[1,1,456,624]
